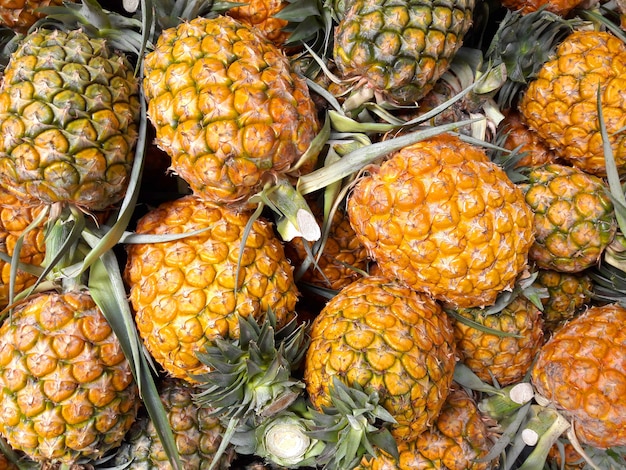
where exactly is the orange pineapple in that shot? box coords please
[124,195,299,382]
[519,30,626,176]
[531,303,626,448]
[355,386,496,470]
[347,134,535,308]
[304,276,456,442]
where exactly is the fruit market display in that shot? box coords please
[0,0,625,469]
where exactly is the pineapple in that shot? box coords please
[519,30,626,176]
[142,15,320,206]
[124,194,299,382]
[226,0,291,46]
[0,189,45,308]
[451,293,545,386]
[355,386,496,470]
[533,269,593,332]
[498,110,559,169]
[0,0,72,32]
[285,200,369,292]
[531,303,626,448]
[303,275,457,442]
[114,378,236,470]
[519,163,616,273]
[347,134,535,309]
[0,28,140,211]
[332,0,475,107]
[0,290,140,464]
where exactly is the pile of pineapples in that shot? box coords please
[0,0,625,468]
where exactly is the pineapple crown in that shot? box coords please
[485,7,582,109]
[193,310,310,420]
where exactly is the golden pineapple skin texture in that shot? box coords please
[453,295,545,386]
[500,110,559,169]
[285,203,369,291]
[142,15,320,204]
[0,29,140,211]
[304,276,456,442]
[333,0,475,105]
[115,379,235,470]
[0,190,45,308]
[0,291,140,464]
[531,303,626,448]
[124,195,298,382]
[0,0,70,32]
[520,164,616,273]
[519,30,626,176]
[356,387,494,470]
[347,134,534,308]
[227,0,291,46]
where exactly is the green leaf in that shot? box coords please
[86,240,182,470]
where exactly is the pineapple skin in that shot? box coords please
[452,295,545,387]
[0,291,140,464]
[142,15,320,205]
[519,30,626,176]
[333,0,475,105]
[531,303,626,449]
[520,164,616,273]
[114,379,235,470]
[124,195,298,382]
[304,276,457,442]
[0,0,70,32]
[0,29,140,211]
[356,386,496,470]
[347,134,535,309]
[0,189,45,308]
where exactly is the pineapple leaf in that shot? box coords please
[86,238,183,470]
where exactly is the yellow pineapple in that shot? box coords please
[452,293,545,386]
[355,386,496,470]
[142,15,320,206]
[519,30,626,176]
[124,194,299,382]
[0,28,140,211]
[0,189,45,308]
[0,290,140,465]
[304,275,456,442]
[347,134,535,308]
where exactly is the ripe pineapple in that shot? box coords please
[333,0,475,107]
[531,303,626,448]
[304,275,457,442]
[0,0,71,32]
[355,386,496,470]
[533,269,593,332]
[114,378,236,470]
[519,30,626,176]
[0,189,45,308]
[0,290,140,464]
[285,201,369,292]
[499,110,559,169]
[142,15,320,205]
[124,194,299,382]
[452,293,545,386]
[519,163,616,273]
[226,0,291,46]
[0,28,140,211]
[347,134,535,309]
